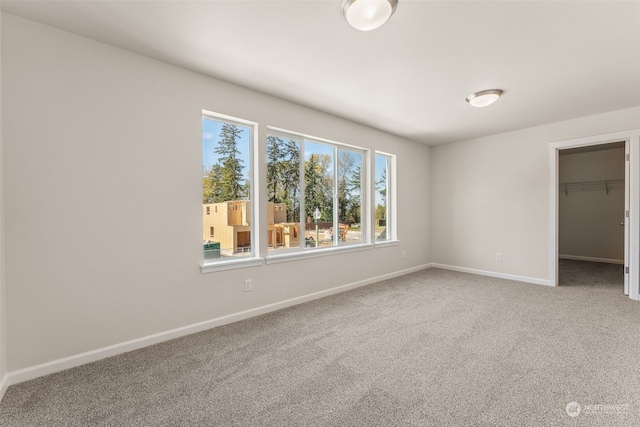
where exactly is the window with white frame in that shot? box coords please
[266,132,365,252]
[375,152,393,242]
[202,112,255,262]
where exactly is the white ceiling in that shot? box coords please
[2,0,640,145]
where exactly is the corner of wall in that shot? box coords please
[0,7,8,403]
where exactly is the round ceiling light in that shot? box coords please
[341,0,398,31]
[466,89,503,107]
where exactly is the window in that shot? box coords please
[267,131,365,253]
[202,112,255,262]
[375,153,393,242]
[338,148,363,243]
[201,114,394,269]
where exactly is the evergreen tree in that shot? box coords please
[210,123,247,202]
[317,153,334,214]
[337,151,356,223]
[346,164,362,223]
[282,139,301,222]
[203,164,223,204]
[305,153,332,221]
[266,136,301,222]
[266,136,285,203]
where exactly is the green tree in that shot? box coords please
[376,166,387,219]
[282,139,301,222]
[338,151,353,222]
[266,136,301,222]
[202,165,223,204]
[267,136,285,203]
[346,164,362,224]
[207,123,247,203]
[305,153,332,221]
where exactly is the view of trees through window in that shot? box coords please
[267,135,363,250]
[202,115,252,260]
[202,111,393,265]
[266,136,301,223]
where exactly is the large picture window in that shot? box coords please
[202,112,255,262]
[267,132,365,253]
[201,116,394,269]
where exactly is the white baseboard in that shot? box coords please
[0,374,7,402]
[430,263,552,286]
[4,264,430,391]
[559,254,624,265]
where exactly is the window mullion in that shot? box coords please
[333,145,339,246]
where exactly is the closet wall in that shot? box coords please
[559,143,625,262]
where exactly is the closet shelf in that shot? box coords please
[559,179,624,195]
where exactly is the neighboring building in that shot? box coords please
[203,201,252,255]
[267,203,301,249]
[269,222,301,249]
[203,201,299,255]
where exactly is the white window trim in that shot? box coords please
[374,239,400,248]
[374,151,396,244]
[265,237,399,265]
[267,242,373,264]
[201,257,263,273]
[267,126,367,152]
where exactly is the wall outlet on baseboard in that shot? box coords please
[244,279,252,292]
[402,251,406,259]
[496,253,502,262]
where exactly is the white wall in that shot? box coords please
[2,14,430,373]
[0,8,7,399]
[430,107,640,282]
[559,147,625,262]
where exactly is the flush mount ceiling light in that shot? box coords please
[466,89,503,107]
[341,0,398,31]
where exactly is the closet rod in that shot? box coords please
[559,179,624,195]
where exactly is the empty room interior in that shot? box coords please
[1,1,640,425]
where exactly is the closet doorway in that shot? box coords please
[558,142,626,292]
[550,129,640,301]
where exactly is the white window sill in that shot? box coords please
[201,240,400,272]
[266,242,373,264]
[374,239,400,248]
[201,257,263,274]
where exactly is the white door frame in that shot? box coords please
[549,129,640,300]
[624,140,631,295]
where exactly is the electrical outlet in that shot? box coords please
[496,253,502,262]
[402,251,406,259]
[244,279,252,292]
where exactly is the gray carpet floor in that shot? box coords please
[1,262,639,426]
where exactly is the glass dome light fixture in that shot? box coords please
[466,89,503,107]
[341,0,398,31]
